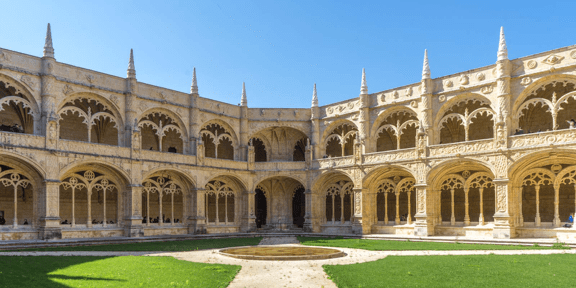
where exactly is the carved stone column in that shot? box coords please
[352,188,368,234]
[125,50,138,148]
[244,190,256,232]
[123,184,144,237]
[38,180,62,240]
[303,189,313,232]
[189,71,200,155]
[189,187,206,234]
[492,179,514,239]
[413,184,434,236]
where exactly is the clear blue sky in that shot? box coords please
[1,1,574,108]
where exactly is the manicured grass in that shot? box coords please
[324,254,575,288]
[0,256,240,288]
[15,237,262,252]
[298,237,569,250]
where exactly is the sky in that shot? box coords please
[1,0,574,108]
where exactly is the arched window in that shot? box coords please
[59,98,119,145]
[205,180,235,225]
[325,123,357,157]
[0,165,32,227]
[60,170,119,227]
[139,112,184,153]
[438,98,494,144]
[325,181,354,224]
[141,176,184,226]
[516,81,576,133]
[293,138,308,162]
[0,80,36,134]
[375,111,419,151]
[201,124,234,160]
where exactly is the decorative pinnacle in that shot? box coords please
[360,68,368,95]
[127,49,136,79]
[241,82,247,106]
[43,23,54,58]
[422,49,431,79]
[497,26,508,61]
[312,83,318,107]
[190,67,198,94]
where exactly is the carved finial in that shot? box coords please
[497,26,508,61]
[241,82,247,107]
[127,49,136,79]
[190,67,198,94]
[43,23,55,58]
[360,68,368,95]
[312,83,318,107]
[422,49,431,80]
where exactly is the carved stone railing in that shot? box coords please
[254,161,306,171]
[0,131,44,149]
[204,158,247,170]
[316,156,354,169]
[509,129,576,148]
[139,149,195,164]
[59,140,131,158]
[428,139,494,157]
[363,148,416,164]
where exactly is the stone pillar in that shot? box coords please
[244,190,256,232]
[352,188,369,234]
[413,184,434,236]
[123,184,144,237]
[303,189,313,232]
[239,83,248,161]
[38,180,62,239]
[311,110,320,160]
[189,69,200,156]
[125,50,138,147]
[492,179,514,239]
[420,50,434,144]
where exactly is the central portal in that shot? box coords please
[255,176,305,230]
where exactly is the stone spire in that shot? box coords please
[360,68,368,95]
[241,82,247,106]
[127,49,136,79]
[422,49,431,80]
[190,67,198,94]
[312,83,318,107]
[43,23,54,58]
[497,26,508,61]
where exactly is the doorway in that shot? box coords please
[292,186,305,228]
[255,188,267,228]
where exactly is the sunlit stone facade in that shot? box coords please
[2,25,576,241]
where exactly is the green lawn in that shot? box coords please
[324,254,575,288]
[14,237,262,252]
[0,256,240,288]
[298,237,568,250]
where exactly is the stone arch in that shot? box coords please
[200,120,238,160]
[204,174,246,228]
[141,169,193,227]
[57,92,124,145]
[138,108,187,153]
[362,166,417,226]
[0,73,41,134]
[312,171,355,229]
[322,120,358,157]
[0,152,45,227]
[58,162,129,228]
[249,126,308,161]
[512,75,576,133]
[371,108,419,151]
[254,176,305,229]
[434,93,495,144]
[199,119,238,146]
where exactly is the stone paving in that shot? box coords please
[2,236,576,288]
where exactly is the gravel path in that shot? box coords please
[2,237,575,288]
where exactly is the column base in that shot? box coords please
[124,218,144,237]
[38,227,62,240]
[189,217,207,234]
[413,216,434,236]
[493,213,514,239]
[303,219,313,232]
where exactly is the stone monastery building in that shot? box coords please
[2,24,576,241]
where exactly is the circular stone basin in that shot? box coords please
[219,246,346,261]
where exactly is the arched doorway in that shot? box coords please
[292,186,305,228]
[255,187,267,228]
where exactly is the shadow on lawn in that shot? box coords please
[0,256,122,287]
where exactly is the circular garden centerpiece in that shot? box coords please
[219,246,346,261]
